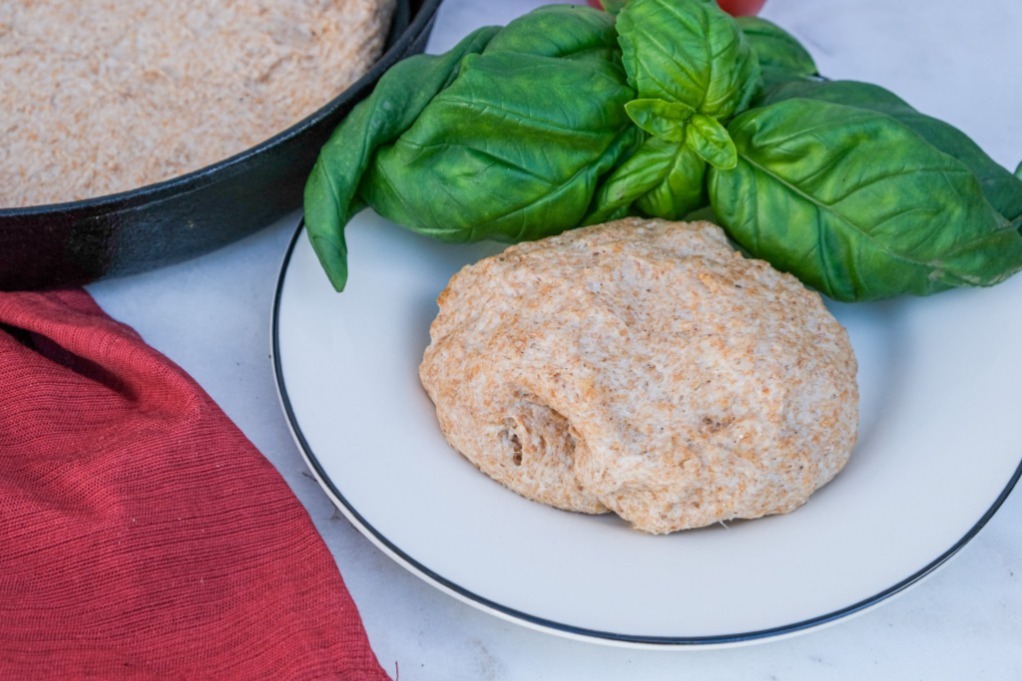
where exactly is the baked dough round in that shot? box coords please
[419,218,858,534]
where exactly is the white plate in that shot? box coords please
[272,211,1022,648]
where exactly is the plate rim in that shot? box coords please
[271,217,1022,648]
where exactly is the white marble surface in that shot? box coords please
[89,0,1022,678]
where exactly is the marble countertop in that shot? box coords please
[90,0,1022,677]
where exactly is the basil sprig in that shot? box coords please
[306,6,638,291]
[305,0,1022,301]
[588,0,757,222]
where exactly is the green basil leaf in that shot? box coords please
[709,98,1022,301]
[362,48,638,244]
[624,99,694,142]
[587,137,678,224]
[304,26,499,291]
[635,143,708,219]
[686,113,737,170]
[617,0,759,119]
[483,5,619,63]
[758,79,1022,227]
[736,16,817,80]
[587,137,706,222]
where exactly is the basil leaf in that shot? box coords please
[736,16,817,80]
[362,48,638,244]
[588,137,677,223]
[624,98,694,142]
[587,137,706,222]
[304,6,631,292]
[635,143,708,219]
[759,79,1022,227]
[710,98,1022,301]
[617,0,759,119]
[686,113,737,170]
[304,27,499,291]
[483,5,620,63]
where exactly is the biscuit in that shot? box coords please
[419,218,858,534]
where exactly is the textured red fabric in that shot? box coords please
[0,289,390,680]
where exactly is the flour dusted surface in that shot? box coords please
[419,218,859,534]
[1,0,394,207]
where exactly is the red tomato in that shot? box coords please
[715,0,766,16]
[585,0,765,16]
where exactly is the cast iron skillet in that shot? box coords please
[0,0,442,290]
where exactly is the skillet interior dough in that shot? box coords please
[1,0,395,207]
[419,217,859,534]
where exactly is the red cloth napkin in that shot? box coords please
[0,289,390,680]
